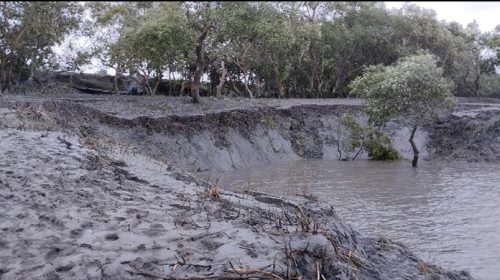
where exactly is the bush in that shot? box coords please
[338,113,400,161]
[479,74,500,98]
[365,130,401,160]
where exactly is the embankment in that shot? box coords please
[6,95,498,173]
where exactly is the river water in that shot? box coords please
[204,159,500,280]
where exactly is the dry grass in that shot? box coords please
[295,206,318,234]
[15,103,57,131]
[205,179,221,201]
[417,262,434,274]
[261,114,277,128]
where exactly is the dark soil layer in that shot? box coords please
[427,103,500,162]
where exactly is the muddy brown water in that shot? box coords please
[203,159,500,280]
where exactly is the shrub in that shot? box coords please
[365,129,401,160]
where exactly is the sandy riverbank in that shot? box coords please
[0,94,478,279]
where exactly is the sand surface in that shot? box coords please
[0,127,306,279]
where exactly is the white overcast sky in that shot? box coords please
[384,2,500,32]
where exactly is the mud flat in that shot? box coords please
[0,94,486,279]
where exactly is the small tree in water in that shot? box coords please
[350,53,454,167]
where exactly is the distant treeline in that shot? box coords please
[2,2,500,99]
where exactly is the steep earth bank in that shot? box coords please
[3,95,498,173]
[0,95,475,279]
[426,101,500,162]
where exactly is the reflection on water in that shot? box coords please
[203,159,500,280]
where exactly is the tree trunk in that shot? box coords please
[308,43,321,96]
[28,54,38,82]
[333,49,351,97]
[168,71,173,96]
[242,71,254,98]
[180,80,186,95]
[121,77,127,91]
[277,78,284,98]
[273,67,284,98]
[333,60,347,97]
[317,81,324,98]
[255,78,265,97]
[141,73,152,95]
[231,77,243,97]
[235,59,254,99]
[409,125,419,167]
[1,65,6,93]
[336,124,343,160]
[352,147,363,161]
[114,71,120,94]
[5,67,12,92]
[151,70,162,95]
[29,64,35,82]
[191,28,209,103]
[216,60,226,99]
[309,65,314,93]
[152,76,161,95]
[474,71,480,97]
[70,73,74,94]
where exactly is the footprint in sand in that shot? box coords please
[55,263,74,273]
[70,228,83,238]
[146,223,166,237]
[105,233,119,241]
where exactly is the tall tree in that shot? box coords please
[0,2,82,91]
[211,2,260,98]
[120,2,192,95]
[86,2,153,93]
[185,2,218,103]
[449,21,496,96]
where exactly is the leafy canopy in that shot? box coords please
[350,53,455,127]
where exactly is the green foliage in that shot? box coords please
[118,2,193,94]
[124,2,191,68]
[3,1,499,99]
[444,21,496,97]
[0,2,82,91]
[340,113,364,154]
[365,130,401,160]
[350,53,455,127]
[479,73,500,97]
[338,113,400,161]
